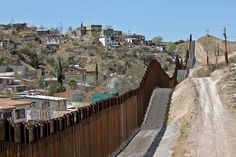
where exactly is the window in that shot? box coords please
[42,101,49,109]
[15,109,25,119]
[3,112,12,120]
[31,102,36,108]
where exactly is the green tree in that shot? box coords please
[0,55,6,65]
[53,58,69,77]
[152,36,163,45]
[48,82,66,95]
[37,77,45,89]
[166,43,176,52]
[68,79,77,90]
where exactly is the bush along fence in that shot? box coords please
[0,56,181,157]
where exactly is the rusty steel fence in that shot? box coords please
[0,57,181,157]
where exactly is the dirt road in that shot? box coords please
[187,77,236,157]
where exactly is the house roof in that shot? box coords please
[53,91,74,100]
[78,57,88,67]
[0,77,15,80]
[85,63,96,72]
[44,77,57,81]
[22,95,67,101]
[0,98,31,108]
[37,28,50,32]
[0,72,15,77]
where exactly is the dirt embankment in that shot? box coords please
[211,63,236,113]
[167,77,198,157]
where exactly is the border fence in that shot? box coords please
[0,57,181,157]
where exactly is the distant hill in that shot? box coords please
[197,35,236,53]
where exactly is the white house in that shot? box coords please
[99,37,113,47]
[0,98,31,123]
[125,34,145,45]
[125,37,136,43]
[17,95,67,121]
[99,37,120,48]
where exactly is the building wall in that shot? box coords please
[17,98,67,121]
[99,37,107,47]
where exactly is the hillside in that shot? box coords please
[198,35,236,54]
[0,25,178,97]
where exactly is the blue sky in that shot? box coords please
[0,0,236,41]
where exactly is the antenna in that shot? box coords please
[59,22,63,34]
[10,17,15,33]
[10,17,15,25]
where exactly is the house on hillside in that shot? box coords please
[17,95,67,121]
[0,65,29,79]
[113,30,123,36]
[99,29,122,48]
[0,77,15,86]
[37,28,50,36]
[71,62,98,83]
[145,40,155,46]
[76,23,87,37]
[0,98,32,123]
[46,34,60,52]
[0,23,27,32]
[102,29,123,37]
[99,37,113,47]
[103,28,114,37]
[24,33,41,43]
[47,34,60,44]
[69,57,87,68]
[125,37,140,45]
[12,23,27,31]
[125,33,145,45]
[156,43,167,51]
[86,25,102,36]
[99,36,120,48]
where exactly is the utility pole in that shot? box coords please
[95,63,98,84]
[223,27,229,64]
[206,29,209,65]
[215,47,218,64]
[188,34,192,59]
